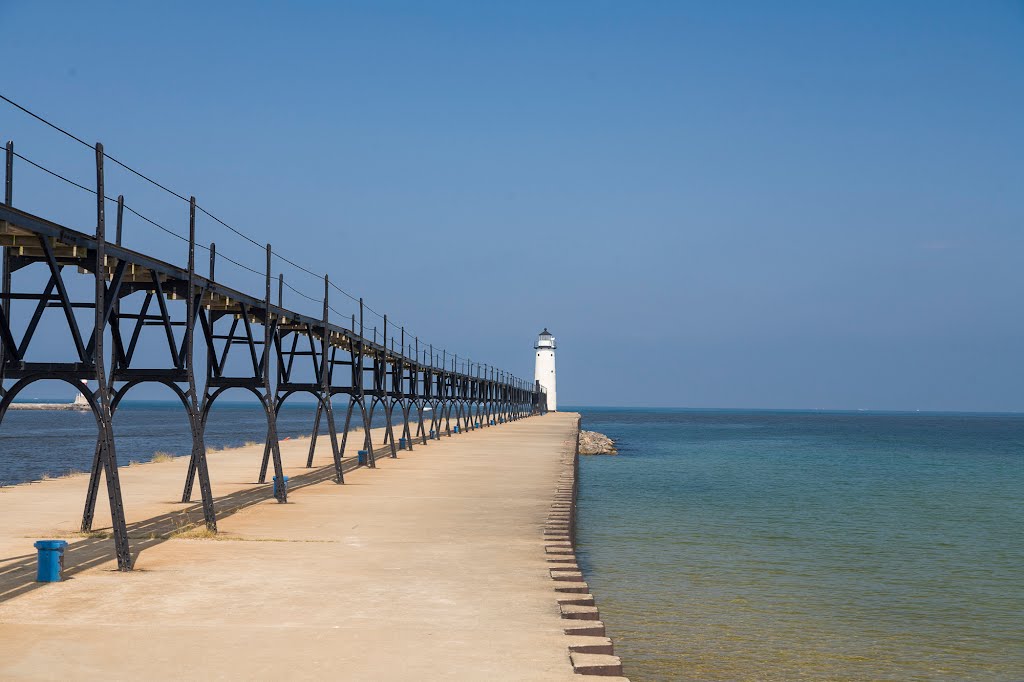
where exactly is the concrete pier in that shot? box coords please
[0,412,625,680]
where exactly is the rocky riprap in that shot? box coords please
[578,430,617,455]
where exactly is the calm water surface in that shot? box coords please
[0,400,393,486]
[572,408,1024,682]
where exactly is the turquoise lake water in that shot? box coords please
[572,407,1024,681]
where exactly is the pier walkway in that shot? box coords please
[0,412,615,680]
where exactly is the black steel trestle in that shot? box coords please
[0,139,547,571]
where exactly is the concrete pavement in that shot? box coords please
[0,412,622,680]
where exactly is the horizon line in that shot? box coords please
[11,397,1023,416]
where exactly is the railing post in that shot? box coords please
[1,142,12,380]
[187,196,216,529]
[358,297,375,467]
[4,140,13,205]
[382,314,396,457]
[399,325,412,451]
[321,273,343,481]
[209,242,216,280]
[115,195,124,246]
[186,198,195,368]
[91,142,132,571]
[264,243,287,501]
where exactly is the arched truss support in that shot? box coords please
[0,376,132,571]
[90,379,217,532]
[264,388,343,482]
[396,397,412,450]
[441,399,455,437]
[335,393,375,469]
[472,401,485,429]
[424,398,443,440]
[300,393,342,475]
[368,395,398,459]
[181,384,286,503]
[411,399,429,445]
[450,400,463,434]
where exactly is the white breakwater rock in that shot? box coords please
[579,430,617,455]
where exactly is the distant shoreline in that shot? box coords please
[7,402,90,411]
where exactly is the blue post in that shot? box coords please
[273,476,289,497]
[358,449,368,465]
[399,437,407,450]
[34,540,68,582]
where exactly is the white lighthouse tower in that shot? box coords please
[534,328,557,412]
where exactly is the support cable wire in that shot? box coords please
[10,149,94,195]
[11,148,263,277]
[2,93,368,309]
[280,279,320,304]
[0,93,189,203]
[2,96,516,379]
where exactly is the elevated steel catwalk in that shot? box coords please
[0,141,548,571]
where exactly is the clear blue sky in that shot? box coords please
[2,1,1022,410]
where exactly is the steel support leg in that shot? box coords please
[258,425,273,483]
[98,417,132,570]
[324,397,343,482]
[81,435,103,532]
[385,402,397,458]
[306,400,323,467]
[400,401,413,451]
[361,400,375,467]
[338,398,355,459]
[264,405,287,501]
[189,411,217,530]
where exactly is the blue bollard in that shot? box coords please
[358,449,369,465]
[399,437,407,449]
[273,475,289,497]
[34,540,68,582]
